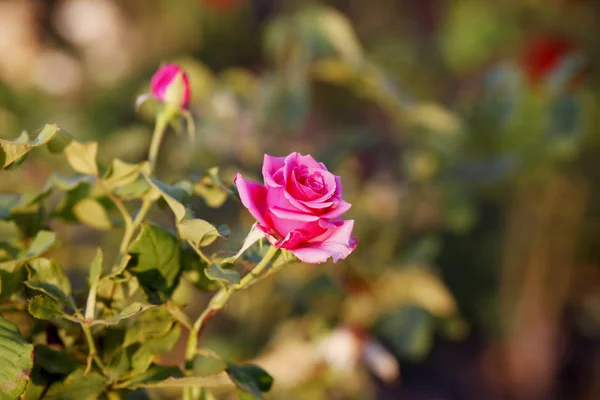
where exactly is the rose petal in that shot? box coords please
[265,210,323,239]
[263,154,286,187]
[288,167,338,202]
[283,153,325,192]
[319,200,352,219]
[277,229,306,249]
[268,185,313,214]
[287,153,327,171]
[291,220,357,264]
[234,173,268,226]
[270,207,320,222]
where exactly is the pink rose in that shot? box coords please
[150,64,191,108]
[234,153,357,264]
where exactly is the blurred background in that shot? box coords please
[1,0,600,399]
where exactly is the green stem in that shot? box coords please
[82,324,106,372]
[148,109,171,173]
[182,246,279,399]
[119,197,153,255]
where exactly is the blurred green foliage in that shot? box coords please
[1,0,600,398]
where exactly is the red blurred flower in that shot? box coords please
[521,35,575,85]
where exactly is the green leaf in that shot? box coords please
[0,131,30,169]
[53,179,93,223]
[0,124,74,170]
[20,364,49,400]
[50,174,95,191]
[28,295,69,320]
[181,247,218,292]
[177,219,223,248]
[440,1,504,71]
[315,7,363,64]
[0,124,73,169]
[123,305,173,346]
[93,302,154,326]
[193,354,227,377]
[25,258,76,310]
[145,176,188,221]
[130,324,181,374]
[126,375,232,389]
[0,194,21,219]
[112,177,151,200]
[226,364,273,399]
[205,264,240,284]
[103,159,151,189]
[194,167,229,208]
[106,347,130,380]
[376,305,434,361]
[44,368,108,400]
[0,317,34,399]
[118,364,184,389]
[23,230,56,259]
[221,223,264,265]
[0,260,25,301]
[33,345,79,375]
[72,198,112,230]
[127,224,182,304]
[63,140,99,176]
[88,248,103,289]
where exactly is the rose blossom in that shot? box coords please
[150,64,190,108]
[234,152,357,264]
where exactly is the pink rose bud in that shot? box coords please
[150,64,191,108]
[234,152,357,264]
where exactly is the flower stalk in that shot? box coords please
[182,245,279,399]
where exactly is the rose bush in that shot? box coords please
[235,152,357,263]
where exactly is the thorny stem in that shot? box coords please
[182,246,280,400]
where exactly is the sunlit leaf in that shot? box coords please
[103,159,151,190]
[72,198,112,230]
[0,124,72,169]
[177,219,223,248]
[64,141,99,176]
[194,167,229,208]
[193,355,227,377]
